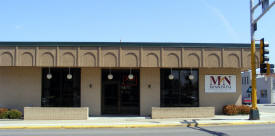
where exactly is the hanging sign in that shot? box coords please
[205,75,236,93]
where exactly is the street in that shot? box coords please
[0,124,274,136]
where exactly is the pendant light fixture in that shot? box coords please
[107,68,113,80]
[128,68,134,80]
[46,67,52,80]
[67,68,72,80]
[189,68,194,80]
[168,68,174,80]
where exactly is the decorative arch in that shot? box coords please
[40,52,54,66]
[166,53,179,67]
[62,52,75,66]
[255,55,259,68]
[227,53,240,68]
[207,53,220,67]
[125,53,138,67]
[187,53,200,67]
[81,52,96,67]
[146,53,159,67]
[103,52,117,67]
[247,54,260,68]
[21,52,34,66]
[0,52,13,66]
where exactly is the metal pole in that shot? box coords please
[249,0,260,120]
[253,1,275,24]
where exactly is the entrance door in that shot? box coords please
[42,68,81,107]
[102,69,140,115]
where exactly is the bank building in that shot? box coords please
[0,42,259,119]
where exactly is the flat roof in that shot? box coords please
[0,41,257,48]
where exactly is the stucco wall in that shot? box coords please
[0,46,259,70]
[199,68,242,114]
[81,68,101,116]
[0,67,41,112]
[140,68,160,116]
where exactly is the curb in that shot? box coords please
[1,121,275,129]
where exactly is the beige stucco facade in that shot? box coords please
[0,46,259,69]
[81,68,101,116]
[0,66,242,115]
[0,43,259,116]
[199,68,242,114]
[0,67,41,111]
[140,68,160,116]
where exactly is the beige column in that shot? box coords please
[140,68,160,116]
[0,67,41,112]
[81,68,101,116]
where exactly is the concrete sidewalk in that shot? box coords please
[0,111,274,129]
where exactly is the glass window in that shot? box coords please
[160,69,199,107]
[242,77,249,85]
[42,68,81,107]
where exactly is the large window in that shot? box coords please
[42,68,81,107]
[160,69,199,107]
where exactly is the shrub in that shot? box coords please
[0,109,22,119]
[223,105,239,115]
[238,105,250,114]
[0,111,9,119]
[0,108,8,115]
[223,105,251,115]
[8,109,22,119]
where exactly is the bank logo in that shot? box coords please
[210,75,231,89]
[205,75,236,93]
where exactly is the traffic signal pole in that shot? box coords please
[249,0,275,120]
[250,3,259,118]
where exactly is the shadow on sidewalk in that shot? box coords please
[182,120,229,136]
[211,119,247,121]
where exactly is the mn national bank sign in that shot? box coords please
[205,75,236,93]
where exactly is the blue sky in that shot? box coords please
[0,0,275,64]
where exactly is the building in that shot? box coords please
[241,71,252,104]
[241,71,275,104]
[256,76,275,104]
[0,42,260,116]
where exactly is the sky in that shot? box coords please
[0,0,275,64]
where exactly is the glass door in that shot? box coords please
[102,69,140,115]
[102,81,120,114]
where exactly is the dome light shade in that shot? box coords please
[67,74,72,79]
[108,74,113,80]
[189,74,194,80]
[46,73,52,79]
[168,74,174,80]
[128,74,134,80]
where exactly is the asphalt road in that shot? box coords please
[0,124,274,136]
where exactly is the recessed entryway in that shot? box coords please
[101,69,140,115]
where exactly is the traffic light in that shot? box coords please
[260,38,274,75]
[260,38,269,64]
[260,63,274,75]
